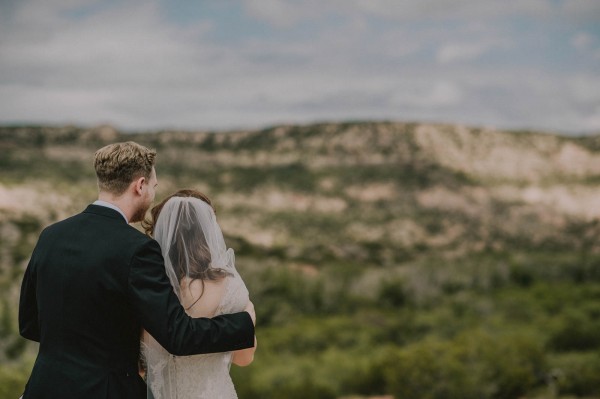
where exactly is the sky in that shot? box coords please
[0,0,599,134]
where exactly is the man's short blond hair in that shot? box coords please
[94,141,156,195]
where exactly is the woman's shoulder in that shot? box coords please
[182,276,227,293]
[180,277,228,317]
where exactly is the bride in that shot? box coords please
[141,189,257,399]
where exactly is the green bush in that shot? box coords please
[382,330,546,399]
[548,309,600,351]
[245,266,326,325]
[378,277,408,307]
[0,363,29,399]
[383,339,475,399]
[550,351,600,396]
[232,353,337,399]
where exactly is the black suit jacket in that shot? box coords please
[19,205,255,399]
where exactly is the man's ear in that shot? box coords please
[134,176,146,196]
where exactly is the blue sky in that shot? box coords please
[1,0,599,134]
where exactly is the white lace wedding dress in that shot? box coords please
[143,272,250,399]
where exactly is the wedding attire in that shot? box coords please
[143,197,252,399]
[19,204,255,399]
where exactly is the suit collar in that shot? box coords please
[83,204,129,224]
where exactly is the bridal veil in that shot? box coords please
[142,196,238,399]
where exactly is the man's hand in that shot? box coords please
[244,300,256,325]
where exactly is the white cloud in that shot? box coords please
[582,106,600,131]
[241,0,558,28]
[0,0,598,133]
[568,75,600,104]
[391,81,463,108]
[428,81,463,106]
[437,43,489,64]
[571,32,594,50]
[243,0,323,28]
[560,0,600,22]
[342,0,555,21]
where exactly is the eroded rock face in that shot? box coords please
[2,121,600,259]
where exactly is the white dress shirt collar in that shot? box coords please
[93,200,128,223]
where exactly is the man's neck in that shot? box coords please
[97,193,134,222]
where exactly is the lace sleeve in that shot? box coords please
[142,335,176,399]
[215,272,250,316]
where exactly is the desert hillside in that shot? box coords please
[3,122,600,256]
[1,122,599,398]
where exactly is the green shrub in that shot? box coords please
[383,339,478,399]
[0,363,29,399]
[550,351,600,396]
[509,263,535,287]
[245,266,326,325]
[382,330,546,399]
[548,309,600,351]
[378,277,408,307]
[232,353,337,399]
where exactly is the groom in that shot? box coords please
[19,141,256,399]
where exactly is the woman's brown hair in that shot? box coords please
[143,189,230,308]
[142,189,214,236]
